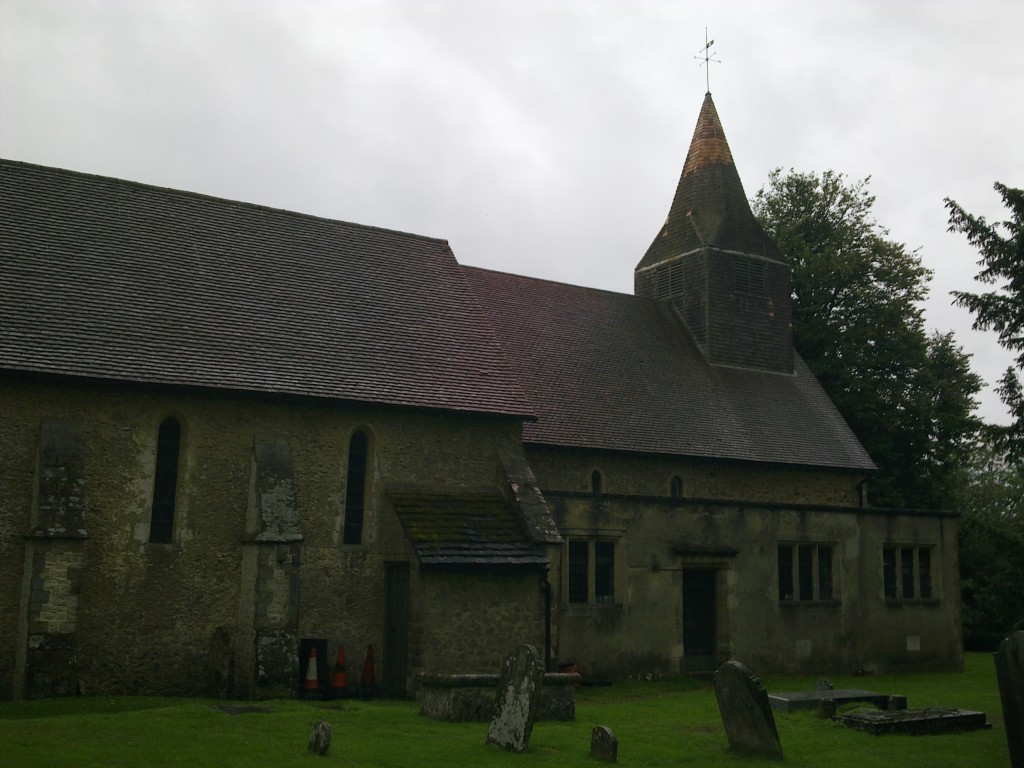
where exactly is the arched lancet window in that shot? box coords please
[150,416,181,544]
[670,475,684,499]
[343,430,369,545]
[590,469,603,495]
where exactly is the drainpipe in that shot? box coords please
[541,567,552,671]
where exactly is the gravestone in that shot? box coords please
[486,644,545,752]
[817,698,836,719]
[713,661,783,760]
[590,725,618,763]
[995,631,1024,768]
[839,708,989,735]
[769,687,904,712]
[816,677,834,691]
[308,720,331,756]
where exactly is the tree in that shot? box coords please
[945,183,1024,463]
[953,438,1024,636]
[913,332,986,506]
[753,169,982,508]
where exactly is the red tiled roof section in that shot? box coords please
[637,93,782,271]
[0,160,533,418]
[463,266,876,471]
[682,93,734,176]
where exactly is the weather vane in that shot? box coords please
[695,27,720,92]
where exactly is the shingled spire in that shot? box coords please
[635,92,793,374]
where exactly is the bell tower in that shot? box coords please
[634,93,793,374]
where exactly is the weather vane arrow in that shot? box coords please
[695,27,721,92]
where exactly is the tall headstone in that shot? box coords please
[712,660,784,760]
[995,631,1024,768]
[486,644,545,752]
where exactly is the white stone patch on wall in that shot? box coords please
[265,557,292,626]
[259,483,295,539]
[34,548,83,633]
[328,487,344,546]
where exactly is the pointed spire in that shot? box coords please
[633,92,793,374]
[683,92,734,176]
[636,93,781,271]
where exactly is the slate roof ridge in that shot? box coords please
[460,263,642,302]
[0,157,450,248]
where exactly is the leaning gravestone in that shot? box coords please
[995,631,1024,768]
[486,644,545,752]
[713,661,784,760]
[590,725,618,763]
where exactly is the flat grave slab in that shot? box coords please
[839,707,990,735]
[768,689,906,712]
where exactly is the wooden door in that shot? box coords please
[682,568,717,672]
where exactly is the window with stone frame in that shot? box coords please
[566,537,617,605]
[342,430,369,545]
[777,542,835,602]
[669,475,684,499]
[590,469,603,495]
[150,416,181,544]
[883,545,934,602]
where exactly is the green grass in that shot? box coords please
[0,653,1008,767]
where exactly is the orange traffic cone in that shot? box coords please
[359,644,377,700]
[331,645,348,699]
[302,646,322,699]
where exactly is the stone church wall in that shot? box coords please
[529,447,961,679]
[524,445,863,506]
[0,376,531,699]
[416,571,546,675]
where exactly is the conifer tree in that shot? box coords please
[946,183,1024,463]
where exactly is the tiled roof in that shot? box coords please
[463,267,876,471]
[390,492,549,568]
[637,92,783,271]
[0,160,533,417]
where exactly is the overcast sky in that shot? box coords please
[2,0,1022,424]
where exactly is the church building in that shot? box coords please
[0,94,962,699]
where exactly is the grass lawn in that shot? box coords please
[0,653,1008,767]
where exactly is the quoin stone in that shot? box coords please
[486,644,545,752]
[994,631,1024,768]
[713,660,783,760]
